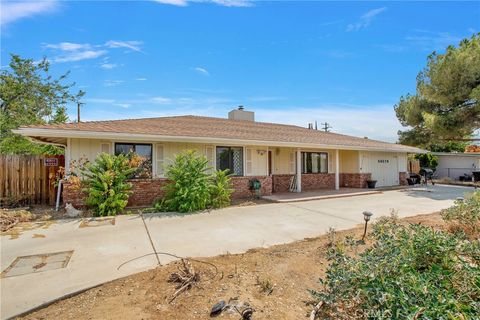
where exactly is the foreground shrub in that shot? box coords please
[83,153,136,216]
[155,150,232,213]
[441,191,480,238]
[209,169,234,209]
[310,214,480,319]
[157,150,212,213]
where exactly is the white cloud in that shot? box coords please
[1,0,58,26]
[43,40,142,64]
[135,77,147,81]
[209,0,252,7]
[105,40,143,52]
[44,42,90,51]
[84,98,116,104]
[193,67,209,76]
[153,0,188,6]
[153,0,252,7]
[115,103,131,108]
[100,63,118,70]
[405,30,463,51]
[346,7,386,32]
[151,97,173,104]
[55,50,107,63]
[253,104,401,142]
[103,80,124,87]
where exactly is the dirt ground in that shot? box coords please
[18,213,445,320]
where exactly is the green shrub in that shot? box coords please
[155,150,233,213]
[415,153,439,169]
[310,214,480,319]
[82,153,136,216]
[210,169,233,209]
[441,191,480,238]
[158,150,212,213]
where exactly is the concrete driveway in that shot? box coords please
[0,185,472,319]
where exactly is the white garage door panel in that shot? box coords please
[361,152,399,187]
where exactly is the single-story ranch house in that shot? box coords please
[15,107,423,207]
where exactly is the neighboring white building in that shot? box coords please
[432,152,480,179]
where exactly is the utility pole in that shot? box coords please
[77,102,84,122]
[320,122,332,132]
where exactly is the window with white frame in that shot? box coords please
[216,146,243,176]
[114,143,152,178]
[301,152,328,174]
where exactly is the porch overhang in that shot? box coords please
[13,128,426,154]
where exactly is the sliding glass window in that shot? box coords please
[301,152,328,174]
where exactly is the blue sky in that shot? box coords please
[1,0,479,141]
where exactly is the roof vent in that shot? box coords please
[228,106,254,121]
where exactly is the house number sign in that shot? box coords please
[44,158,59,167]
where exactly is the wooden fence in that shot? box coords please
[408,159,420,174]
[0,155,64,207]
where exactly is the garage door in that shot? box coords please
[361,152,399,187]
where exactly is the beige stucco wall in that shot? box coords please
[69,138,211,176]
[271,147,357,174]
[339,150,359,173]
[271,147,295,174]
[68,138,407,180]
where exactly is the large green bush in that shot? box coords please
[442,191,480,238]
[82,153,136,216]
[209,169,234,209]
[311,214,480,319]
[155,150,232,213]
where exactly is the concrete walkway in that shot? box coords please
[0,185,472,319]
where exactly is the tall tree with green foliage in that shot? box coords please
[0,54,84,154]
[395,33,480,148]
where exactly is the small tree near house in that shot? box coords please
[82,153,137,216]
[155,150,233,213]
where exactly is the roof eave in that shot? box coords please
[13,128,425,154]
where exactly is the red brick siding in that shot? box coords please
[127,179,168,206]
[273,173,370,192]
[339,173,372,188]
[62,180,87,209]
[399,172,408,186]
[272,174,295,193]
[63,178,168,208]
[301,173,335,190]
[230,176,272,199]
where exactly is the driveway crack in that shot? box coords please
[140,213,161,266]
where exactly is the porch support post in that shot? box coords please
[335,149,340,190]
[65,138,71,175]
[296,148,302,192]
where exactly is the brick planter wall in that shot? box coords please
[272,174,295,193]
[63,178,168,208]
[399,172,408,186]
[340,173,372,188]
[127,179,168,206]
[273,173,369,192]
[301,173,335,190]
[62,180,87,209]
[230,176,272,199]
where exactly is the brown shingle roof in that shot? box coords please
[19,115,423,153]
